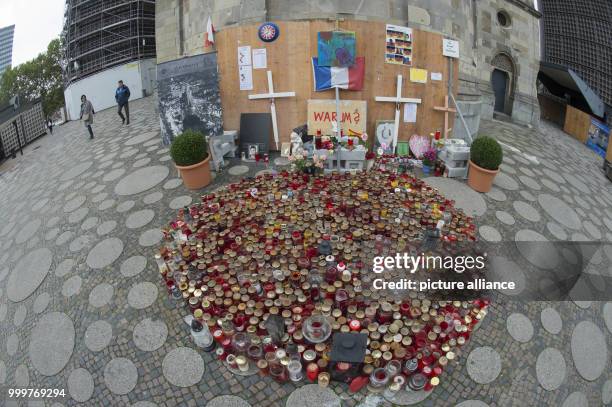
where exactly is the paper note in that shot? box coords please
[239,65,253,90]
[431,72,443,81]
[252,48,267,69]
[410,68,428,84]
[403,103,417,123]
[238,46,252,66]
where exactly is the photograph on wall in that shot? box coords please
[385,24,413,66]
[157,53,223,145]
[375,120,396,154]
[317,31,356,67]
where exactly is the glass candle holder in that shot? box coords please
[236,355,249,372]
[287,360,303,382]
[306,362,319,381]
[302,315,332,344]
[317,372,330,387]
[247,343,263,361]
[269,363,288,383]
[368,368,389,392]
[231,332,251,354]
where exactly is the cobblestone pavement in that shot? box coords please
[0,95,610,407]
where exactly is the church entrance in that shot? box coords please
[491,53,516,116]
[492,69,508,112]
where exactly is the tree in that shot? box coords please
[0,38,65,117]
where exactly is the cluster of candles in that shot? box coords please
[155,168,488,395]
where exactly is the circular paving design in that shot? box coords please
[128,282,158,309]
[29,312,75,376]
[89,283,114,307]
[466,347,501,384]
[104,357,138,395]
[126,209,155,229]
[540,307,562,335]
[535,347,566,390]
[33,292,51,314]
[120,256,147,277]
[537,194,581,230]
[86,237,124,269]
[7,247,52,302]
[133,318,168,352]
[162,347,204,388]
[114,166,170,196]
[506,313,533,342]
[285,384,340,407]
[571,320,607,381]
[60,161,93,181]
[85,320,113,352]
[68,368,94,402]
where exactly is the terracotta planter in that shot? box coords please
[176,155,211,190]
[467,160,499,193]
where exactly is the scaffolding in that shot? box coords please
[541,0,612,108]
[63,0,156,85]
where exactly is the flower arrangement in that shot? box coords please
[365,151,376,160]
[421,148,437,167]
[288,152,326,173]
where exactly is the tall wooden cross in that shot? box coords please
[375,75,422,152]
[433,95,457,139]
[248,70,296,150]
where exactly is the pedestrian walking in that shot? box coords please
[47,117,53,134]
[115,80,131,125]
[79,95,95,139]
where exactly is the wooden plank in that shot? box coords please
[563,105,591,144]
[216,20,459,149]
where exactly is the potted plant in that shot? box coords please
[421,148,436,175]
[170,130,212,190]
[467,136,503,193]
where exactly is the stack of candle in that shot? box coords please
[155,167,488,394]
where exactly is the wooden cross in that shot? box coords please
[375,75,422,152]
[433,95,457,139]
[248,70,296,150]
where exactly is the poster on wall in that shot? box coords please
[442,39,460,58]
[252,48,267,69]
[239,65,253,90]
[586,118,610,158]
[157,53,223,145]
[317,31,356,67]
[238,46,252,66]
[307,99,367,135]
[385,24,413,66]
[375,120,395,154]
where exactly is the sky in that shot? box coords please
[0,0,65,67]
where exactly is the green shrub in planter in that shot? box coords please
[470,136,503,170]
[170,130,209,167]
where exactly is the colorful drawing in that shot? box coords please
[258,22,280,42]
[317,31,356,67]
[385,24,413,66]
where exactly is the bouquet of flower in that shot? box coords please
[288,152,326,173]
[422,148,437,167]
[365,151,376,160]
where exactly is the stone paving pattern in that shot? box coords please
[0,96,610,406]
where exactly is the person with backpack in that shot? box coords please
[79,95,95,139]
[115,80,131,125]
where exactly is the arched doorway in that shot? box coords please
[491,53,516,116]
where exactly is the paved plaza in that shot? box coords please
[0,95,611,406]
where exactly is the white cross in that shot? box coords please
[248,70,296,150]
[375,75,422,152]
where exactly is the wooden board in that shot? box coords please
[307,99,367,135]
[563,105,591,144]
[216,20,459,149]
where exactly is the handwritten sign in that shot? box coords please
[307,99,367,135]
[443,39,459,58]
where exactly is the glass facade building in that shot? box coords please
[0,25,15,78]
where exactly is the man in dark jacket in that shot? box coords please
[115,80,131,125]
